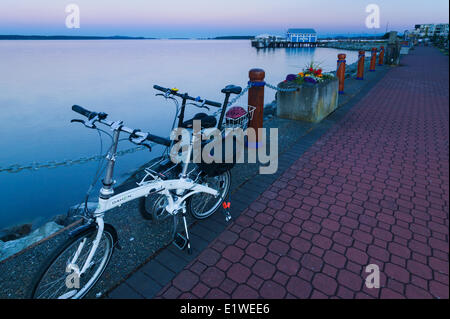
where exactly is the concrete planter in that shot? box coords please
[276,78,339,123]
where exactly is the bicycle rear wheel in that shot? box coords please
[187,170,231,219]
[30,225,114,299]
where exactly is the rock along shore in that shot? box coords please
[321,41,387,51]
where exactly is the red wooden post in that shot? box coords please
[247,68,265,148]
[337,53,346,94]
[378,46,385,66]
[370,48,377,72]
[356,50,365,80]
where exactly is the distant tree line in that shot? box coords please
[0,35,152,40]
[213,36,255,40]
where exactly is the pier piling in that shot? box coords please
[247,68,265,148]
[370,48,377,72]
[356,50,365,80]
[337,54,346,94]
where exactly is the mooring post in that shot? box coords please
[356,50,365,80]
[247,68,265,149]
[337,54,346,94]
[370,48,377,72]
[378,46,385,66]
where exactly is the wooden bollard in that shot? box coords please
[337,54,346,94]
[356,50,365,80]
[369,48,377,72]
[378,46,385,66]
[247,68,265,148]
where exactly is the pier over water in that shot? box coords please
[251,38,318,49]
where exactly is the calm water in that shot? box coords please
[0,40,358,229]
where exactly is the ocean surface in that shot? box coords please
[0,40,359,230]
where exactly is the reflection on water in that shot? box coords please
[285,47,317,57]
[0,40,359,229]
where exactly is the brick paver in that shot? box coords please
[156,47,449,299]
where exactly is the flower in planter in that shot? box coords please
[304,76,317,84]
[285,74,297,82]
[286,61,335,86]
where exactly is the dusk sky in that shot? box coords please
[0,0,448,37]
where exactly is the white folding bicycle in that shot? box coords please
[30,84,245,299]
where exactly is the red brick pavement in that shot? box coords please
[157,47,449,299]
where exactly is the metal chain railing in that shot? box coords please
[264,82,298,93]
[0,145,148,174]
[227,84,251,107]
[227,81,297,108]
[2,80,296,174]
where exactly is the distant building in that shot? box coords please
[434,23,449,37]
[286,28,317,43]
[414,24,434,37]
[413,23,449,38]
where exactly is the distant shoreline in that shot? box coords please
[1,35,391,41]
[0,35,256,40]
[0,35,153,40]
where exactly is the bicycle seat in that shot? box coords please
[221,85,242,95]
[181,113,217,129]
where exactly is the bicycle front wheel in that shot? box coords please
[30,225,115,299]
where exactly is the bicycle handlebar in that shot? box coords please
[72,105,92,118]
[71,105,172,147]
[144,133,172,147]
[153,85,222,108]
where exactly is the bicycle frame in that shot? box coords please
[37,87,240,298]
[70,129,219,277]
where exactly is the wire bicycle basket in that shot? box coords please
[223,105,256,130]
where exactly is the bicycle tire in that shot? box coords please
[187,170,231,220]
[30,224,115,299]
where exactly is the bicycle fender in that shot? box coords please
[69,222,121,250]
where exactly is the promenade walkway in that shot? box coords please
[115,47,449,299]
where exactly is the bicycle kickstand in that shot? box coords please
[172,208,192,254]
[181,208,192,255]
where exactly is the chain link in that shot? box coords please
[227,84,251,107]
[0,145,149,174]
[226,81,296,108]
[264,82,298,92]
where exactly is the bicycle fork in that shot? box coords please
[68,217,105,276]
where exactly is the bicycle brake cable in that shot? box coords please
[76,127,112,218]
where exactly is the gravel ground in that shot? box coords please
[0,61,388,298]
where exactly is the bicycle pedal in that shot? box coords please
[224,211,232,222]
[173,233,187,250]
[222,202,232,222]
